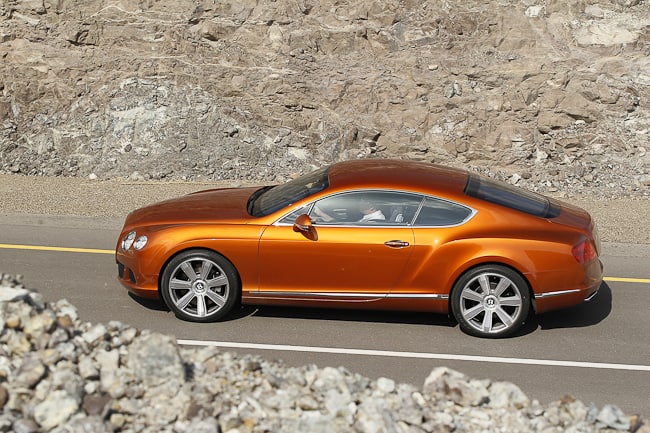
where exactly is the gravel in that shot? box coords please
[0,173,648,245]
[1,274,648,433]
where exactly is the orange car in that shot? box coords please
[116,159,603,338]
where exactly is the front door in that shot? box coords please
[258,224,414,301]
[256,190,422,302]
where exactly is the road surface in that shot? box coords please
[1,214,648,415]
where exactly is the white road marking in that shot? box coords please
[177,340,650,372]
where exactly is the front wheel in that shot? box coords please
[160,250,240,322]
[451,265,530,338]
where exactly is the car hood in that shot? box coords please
[123,186,260,228]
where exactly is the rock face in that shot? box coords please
[1,0,649,197]
[0,272,646,432]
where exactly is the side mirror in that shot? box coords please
[293,214,313,232]
[293,214,317,240]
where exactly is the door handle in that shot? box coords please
[384,240,410,248]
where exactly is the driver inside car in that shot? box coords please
[357,198,385,222]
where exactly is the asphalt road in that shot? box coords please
[1,214,649,416]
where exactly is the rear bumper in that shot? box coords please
[533,259,603,314]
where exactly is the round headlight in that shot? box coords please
[133,235,148,250]
[122,231,136,250]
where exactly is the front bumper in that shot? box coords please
[116,253,160,299]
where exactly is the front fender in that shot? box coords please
[120,224,264,294]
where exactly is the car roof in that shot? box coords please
[327,159,469,195]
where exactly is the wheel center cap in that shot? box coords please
[484,295,498,310]
[193,280,207,294]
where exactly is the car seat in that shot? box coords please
[389,205,404,223]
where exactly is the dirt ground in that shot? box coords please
[1,174,647,244]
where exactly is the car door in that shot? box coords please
[256,191,421,302]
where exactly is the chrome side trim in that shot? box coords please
[255,291,448,300]
[387,293,449,300]
[534,289,581,299]
[584,288,599,302]
[257,292,380,299]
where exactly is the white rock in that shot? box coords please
[33,390,79,430]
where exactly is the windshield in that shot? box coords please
[249,166,330,217]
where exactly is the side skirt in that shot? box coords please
[241,291,449,313]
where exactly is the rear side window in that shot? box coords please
[413,197,473,226]
[465,174,560,218]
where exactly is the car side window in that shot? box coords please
[278,205,310,225]
[413,197,473,227]
[309,191,423,226]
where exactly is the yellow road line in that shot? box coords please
[1,243,650,283]
[0,243,113,255]
[603,277,650,284]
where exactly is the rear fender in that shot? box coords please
[435,238,540,290]
[439,238,586,313]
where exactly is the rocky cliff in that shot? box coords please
[1,0,649,197]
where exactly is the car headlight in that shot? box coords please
[121,231,136,250]
[134,235,148,250]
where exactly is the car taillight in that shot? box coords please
[572,240,597,264]
[592,222,601,255]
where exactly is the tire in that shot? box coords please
[160,249,240,322]
[451,265,530,338]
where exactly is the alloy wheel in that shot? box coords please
[452,266,530,338]
[161,250,238,322]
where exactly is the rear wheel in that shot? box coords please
[451,265,530,338]
[160,250,239,322]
